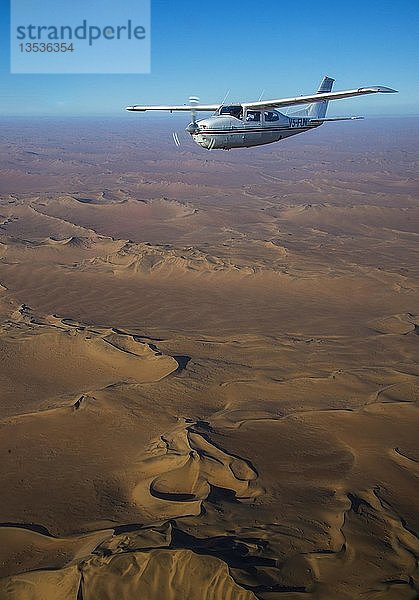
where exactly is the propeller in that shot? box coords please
[186,96,200,135]
[172,96,200,147]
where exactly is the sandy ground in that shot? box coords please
[0,116,418,599]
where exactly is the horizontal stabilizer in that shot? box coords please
[310,116,364,123]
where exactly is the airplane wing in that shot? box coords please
[242,87,397,110]
[126,104,219,112]
[126,86,397,113]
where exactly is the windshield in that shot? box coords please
[219,105,243,119]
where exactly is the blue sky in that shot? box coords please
[1,0,418,116]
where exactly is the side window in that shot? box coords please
[246,110,261,122]
[264,111,279,122]
[232,107,243,120]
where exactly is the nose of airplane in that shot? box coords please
[186,122,199,134]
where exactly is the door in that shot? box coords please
[243,110,262,147]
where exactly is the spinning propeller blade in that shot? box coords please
[189,96,199,123]
[186,96,200,135]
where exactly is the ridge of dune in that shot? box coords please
[40,235,96,249]
[0,311,178,417]
[81,240,260,276]
[73,189,141,205]
[0,527,112,578]
[132,422,261,521]
[277,203,419,235]
[31,194,197,223]
[0,565,81,600]
[0,550,256,600]
[0,203,97,240]
[1,234,127,271]
[81,549,257,600]
[368,312,418,335]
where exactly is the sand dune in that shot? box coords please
[81,550,256,600]
[277,204,419,235]
[1,550,256,600]
[0,314,178,417]
[28,195,199,245]
[0,565,81,600]
[0,118,418,599]
[0,527,111,578]
[82,240,262,277]
[368,312,418,335]
[132,423,260,521]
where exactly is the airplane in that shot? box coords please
[126,76,397,151]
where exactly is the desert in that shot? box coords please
[0,116,418,599]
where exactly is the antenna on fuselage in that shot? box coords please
[220,90,230,107]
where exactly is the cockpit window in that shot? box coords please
[264,110,280,122]
[246,110,261,122]
[219,105,243,119]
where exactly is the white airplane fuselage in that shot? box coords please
[190,109,318,150]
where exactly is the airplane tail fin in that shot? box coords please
[289,76,335,118]
[307,76,335,118]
